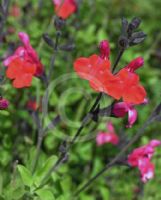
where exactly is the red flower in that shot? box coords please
[96,122,119,146]
[27,100,39,111]
[74,40,147,104]
[10,4,21,18]
[4,32,43,88]
[128,140,161,183]
[53,0,77,19]
[116,67,146,104]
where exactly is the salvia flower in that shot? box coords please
[0,97,9,110]
[112,102,137,128]
[27,100,39,111]
[3,32,43,88]
[96,122,119,146]
[128,140,161,183]
[74,41,146,104]
[53,0,77,19]
[112,99,148,128]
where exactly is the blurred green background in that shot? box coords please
[1,0,161,199]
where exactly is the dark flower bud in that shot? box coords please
[121,17,128,35]
[128,17,141,31]
[43,33,55,48]
[54,17,66,30]
[59,44,75,51]
[129,31,147,46]
[118,36,129,50]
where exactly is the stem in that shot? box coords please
[112,49,124,73]
[36,47,125,187]
[74,110,160,196]
[0,0,10,46]
[32,130,43,173]
[47,32,60,81]
[75,164,113,196]
[32,32,61,173]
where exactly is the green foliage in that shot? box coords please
[1,0,161,199]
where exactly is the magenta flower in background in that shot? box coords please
[0,97,9,110]
[96,122,119,146]
[128,140,161,183]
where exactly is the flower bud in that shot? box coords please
[129,17,141,31]
[99,40,110,60]
[126,57,144,72]
[54,17,65,30]
[118,36,129,50]
[0,97,9,110]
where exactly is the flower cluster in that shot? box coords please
[128,140,161,183]
[74,40,146,105]
[4,32,43,88]
[2,4,159,187]
[96,122,119,146]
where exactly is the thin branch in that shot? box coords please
[36,48,125,188]
[74,106,161,196]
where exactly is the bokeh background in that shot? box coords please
[1,0,161,199]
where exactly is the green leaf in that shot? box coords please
[17,165,33,187]
[100,186,110,200]
[34,155,58,186]
[12,187,26,200]
[35,188,55,200]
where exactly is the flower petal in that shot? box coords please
[127,107,137,128]
[138,158,154,183]
[13,74,33,88]
[18,32,30,47]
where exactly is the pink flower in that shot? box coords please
[0,97,9,110]
[99,40,110,60]
[128,140,161,183]
[53,0,77,19]
[112,99,148,128]
[96,122,119,146]
[138,158,154,183]
[3,32,43,88]
[112,102,138,128]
